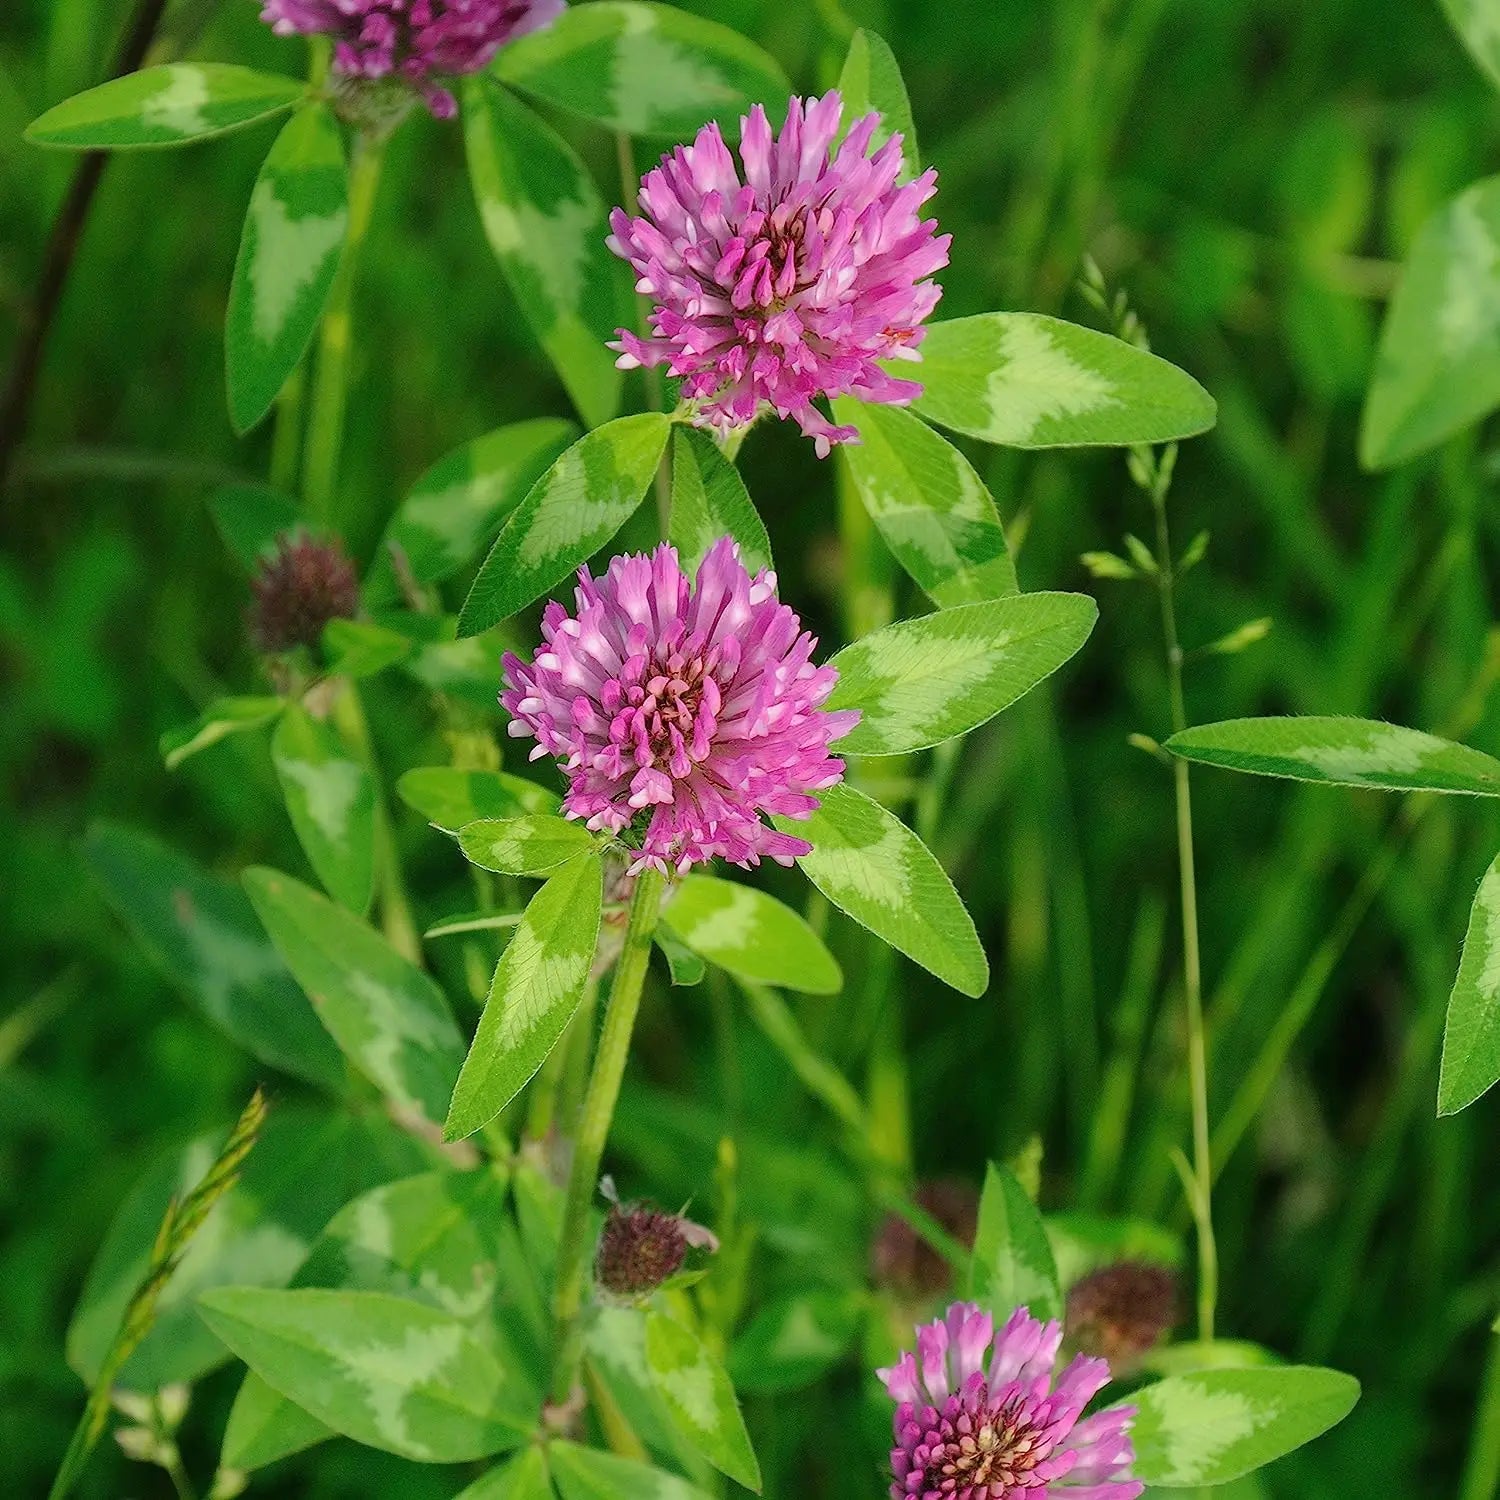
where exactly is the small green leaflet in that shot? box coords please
[1165,716,1500,796]
[550,1440,714,1500]
[1360,177,1500,469]
[27,64,305,149]
[458,815,596,876]
[664,874,842,994]
[271,702,376,914]
[912,312,1217,448]
[1439,851,1500,1115]
[464,77,624,430]
[207,483,301,570]
[244,867,467,1126]
[669,426,773,577]
[967,1163,1062,1323]
[226,102,348,434]
[398,766,561,830]
[459,412,672,635]
[644,1309,761,1491]
[160,695,284,770]
[831,398,1016,606]
[1440,0,1500,91]
[365,418,579,604]
[78,821,344,1090]
[655,926,707,986]
[1128,1366,1360,1485]
[727,1288,863,1395]
[495,0,790,138]
[222,1371,330,1471]
[826,592,1097,756]
[837,28,919,178]
[445,855,603,1141]
[322,617,412,679]
[198,1287,535,1462]
[779,783,987,996]
[453,1446,553,1500]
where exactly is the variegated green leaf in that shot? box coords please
[160,695,284,770]
[1439,851,1500,1115]
[664,874,841,994]
[459,412,672,635]
[551,1441,713,1500]
[727,1288,863,1395]
[777,783,987,996]
[445,855,604,1141]
[912,313,1216,448]
[831,398,1016,606]
[837,28,919,177]
[67,1107,426,1390]
[454,1446,554,1500]
[244,868,466,1126]
[26,63,304,149]
[1440,0,1500,90]
[79,822,344,1090]
[669,426,772,577]
[198,1287,535,1462]
[644,1309,761,1491]
[366,418,579,604]
[398,766,561,831]
[1360,178,1500,469]
[1128,1366,1360,1485]
[226,103,348,434]
[968,1162,1062,1323]
[207,483,301,571]
[826,592,1097,756]
[271,702,376,914]
[464,77,624,429]
[225,1167,527,1470]
[1164,717,1500,796]
[458,815,596,876]
[495,1,790,138]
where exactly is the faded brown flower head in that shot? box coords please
[594,1180,717,1299]
[248,532,358,655]
[1065,1260,1179,1370]
[870,1177,980,1300]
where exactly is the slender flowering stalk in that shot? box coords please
[502,538,858,874]
[608,91,951,456]
[878,1303,1142,1500]
[260,0,563,117]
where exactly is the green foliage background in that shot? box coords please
[3,0,1499,1495]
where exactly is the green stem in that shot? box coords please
[1460,1322,1500,1500]
[550,865,667,1402]
[1149,475,1217,1343]
[303,132,384,527]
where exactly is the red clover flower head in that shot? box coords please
[501,538,858,876]
[260,0,564,118]
[1065,1262,1179,1373]
[608,91,951,456]
[878,1303,1143,1500]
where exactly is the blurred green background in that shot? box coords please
[4,0,1500,1495]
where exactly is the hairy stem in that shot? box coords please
[302,133,384,526]
[550,865,666,1402]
